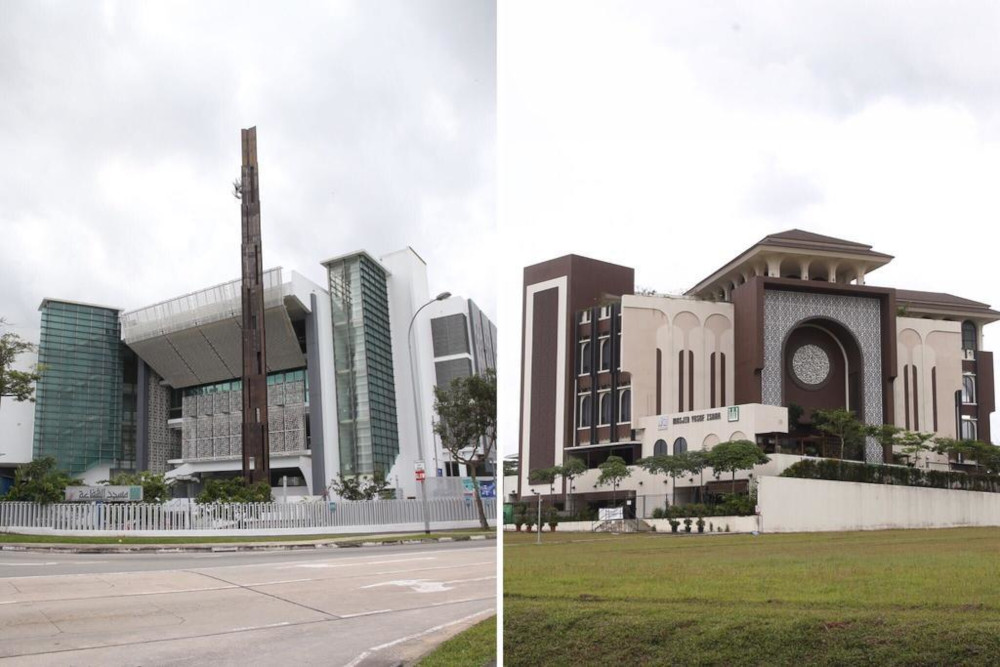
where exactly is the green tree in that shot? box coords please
[104,471,170,503]
[814,408,866,461]
[0,319,41,411]
[502,457,519,478]
[196,477,272,503]
[707,440,770,494]
[896,430,936,467]
[433,369,497,530]
[867,423,904,464]
[935,438,1000,474]
[596,455,631,507]
[4,456,80,504]
[558,456,588,512]
[684,450,710,503]
[528,466,558,489]
[330,470,391,501]
[638,452,689,507]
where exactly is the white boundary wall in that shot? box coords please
[759,476,1000,533]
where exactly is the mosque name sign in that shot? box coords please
[672,412,722,425]
[65,486,143,502]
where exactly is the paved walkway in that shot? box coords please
[0,532,495,554]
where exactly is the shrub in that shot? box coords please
[780,459,1000,493]
[197,477,272,504]
[683,518,692,533]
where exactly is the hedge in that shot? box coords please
[779,458,1000,493]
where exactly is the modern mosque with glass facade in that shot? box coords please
[516,230,997,505]
[30,247,496,500]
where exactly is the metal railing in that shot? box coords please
[0,498,496,534]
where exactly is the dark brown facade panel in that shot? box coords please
[732,278,764,404]
[976,350,994,444]
[528,288,559,475]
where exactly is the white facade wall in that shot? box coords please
[759,475,1000,532]
[380,248,438,499]
[0,351,36,465]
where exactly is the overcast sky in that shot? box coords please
[0,0,496,344]
[498,1,1000,453]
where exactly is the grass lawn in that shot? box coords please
[504,528,1000,666]
[0,529,493,545]
[419,615,496,666]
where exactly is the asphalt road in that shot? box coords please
[0,541,496,666]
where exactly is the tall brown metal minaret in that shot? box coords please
[240,127,270,485]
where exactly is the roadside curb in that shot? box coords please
[0,532,497,554]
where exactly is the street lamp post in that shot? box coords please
[408,291,452,535]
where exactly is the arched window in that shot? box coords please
[961,417,978,441]
[600,337,611,371]
[962,376,976,404]
[580,341,591,374]
[579,396,591,428]
[619,389,631,423]
[673,437,688,455]
[962,321,977,351]
[615,334,622,370]
[654,439,667,456]
[600,393,612,424]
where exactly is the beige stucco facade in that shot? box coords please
[621,294,735,423]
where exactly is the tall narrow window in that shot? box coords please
[654,439,667,455]
[600,337,611,371]
[620,389,631,423]
[579,396,591,428]
[673,437,688,455]
[688,350,695,412]
[961,417,978,441]
[720,352,727,406]
[710,352,717,409]
[677,351,685,412]
[931,367,938,432]
[580,341,591,375]
[903,364,910,430]
[911,365,919,430]
[962,375,976,404]
[599,393,612,425]
[962,321,977,351]
[655,349,662,415]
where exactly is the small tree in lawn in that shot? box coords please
[0,319,41,412]
[707,440,770,494]
[433,369,496,530]
[596,455,631,507]
[330,470,391,501]
[528,466,558,492]
[558,456,588,513]
[638,453,688,508]
[814,408,866,461]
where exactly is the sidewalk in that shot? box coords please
[0,531,496,554]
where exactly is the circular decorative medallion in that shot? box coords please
[791,344,831,386]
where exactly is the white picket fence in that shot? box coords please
[0,498,496,537]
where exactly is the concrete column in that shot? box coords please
[766,256,782,278]
[800,259,811,281]
[827,262,839,283]
[855,264,866,285]
[722,284,732,301]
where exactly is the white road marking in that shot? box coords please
[360,579,452,593]
[285,556,436,569]
[342,608,494,667]
[0,562,59,567]
[340,608,393,618]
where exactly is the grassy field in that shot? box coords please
[504,528,1000,666]
[419,615,496,666]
